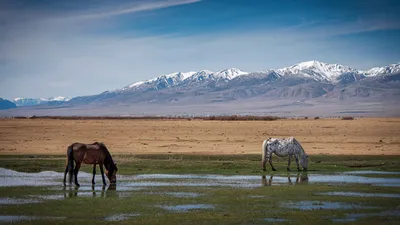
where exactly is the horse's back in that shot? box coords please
[266,137,298,156]
[69,142,105,164]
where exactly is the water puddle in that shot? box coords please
[0,197,41,205]
[158,204,215,212]
[305,174,400,187]
[330,209,400,222]
[104,213,139,221]
[264,218,287,222]
[0,167,107,187]
[319,192,400,198]
[1,167,400,190]
[343,171,400,175]
[164,192,201,198]
[281,201,369,210]
[0,215,65,223]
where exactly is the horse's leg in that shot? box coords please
[294,155,300,171]
[68,160,74,184]
[99,164,107,186]
[269,157,277,171]
[74,162,81,187]
[262,159,267,171]
[92,164,96,185]
[63,163,69,186]
[287,155,292,171]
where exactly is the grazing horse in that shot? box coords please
[261,137,308,171]
[63,142,118,187]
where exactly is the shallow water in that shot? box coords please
[104,213,139,221]
[330,209,400,222]
[158,204,215,212]
[2,168,400,188]
[0,215,65,222]
[1,167,399,223]
[343,171,400,175]
[281,201,370,210]
[163,192,201,198]
[0,197,41,205]
[264,218,287,222]
[319,191,400,198]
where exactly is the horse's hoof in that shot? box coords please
[75,183,80,187]
[287,168,291,171]
[272,168,277,171]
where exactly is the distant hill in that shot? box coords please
[1,61,399,117]
[0,98,17,110]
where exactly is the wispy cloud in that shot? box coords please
[59,0,202,21]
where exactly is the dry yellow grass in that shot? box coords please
[0,118,399,155]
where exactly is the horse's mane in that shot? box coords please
[98,143,116,170]
[292,138,306,156]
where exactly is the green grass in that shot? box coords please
[1,154,400,224]
[1,154,399,174]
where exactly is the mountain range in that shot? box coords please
[12,96,70,107]
[1,60,400,116]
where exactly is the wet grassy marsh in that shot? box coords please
[1,154,400,224]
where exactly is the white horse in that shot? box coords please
[261,137,308,171]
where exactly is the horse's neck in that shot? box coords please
[297,149,304,157]
[104,153,114,169]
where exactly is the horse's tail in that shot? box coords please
[66,144,75,182]
[261,139,268,169]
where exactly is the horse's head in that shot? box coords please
[106,163,118,184]
[300,154,308,171]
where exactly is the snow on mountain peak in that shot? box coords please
[276,60,358,81]
[365,63,400,76]
[214,68,248,79]
[48,96,70,101]
[12,96,70,107]
[125,71,197,89]
[115,61,400,94]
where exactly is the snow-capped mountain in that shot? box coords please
[114,68,248,94]
[214,68,248,79]
[98,61,400,100]
[365,63,400,76]
[7,61,400,112]
[13,96,70,107]
[276,60,359,82]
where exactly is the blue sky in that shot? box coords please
[0,0,399,99]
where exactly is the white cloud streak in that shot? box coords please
[51,0,202,22]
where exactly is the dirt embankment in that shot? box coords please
[0,118,399,155]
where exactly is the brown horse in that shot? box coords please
[63,142,118,186]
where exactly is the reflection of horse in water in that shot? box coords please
[261,173,309,186]
[63,184,117,198]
